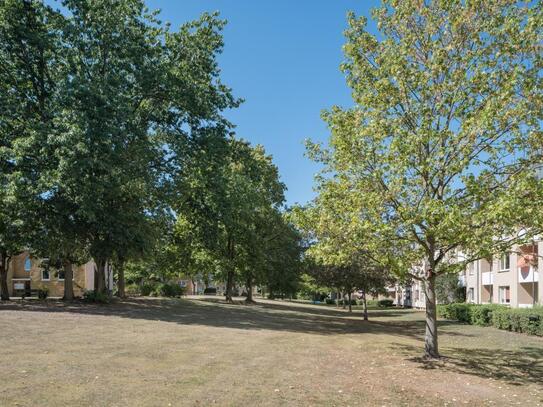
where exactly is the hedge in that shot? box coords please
[437,303,543,336]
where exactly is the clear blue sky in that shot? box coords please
[145,0,381,206]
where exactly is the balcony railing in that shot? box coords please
[518,266,539,283]
[482,272,493,285]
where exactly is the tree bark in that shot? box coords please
[63,260,74,300]
[342,291,346,309]
[117,261,125,298]
[336,289,340,307]
[424,274,439,358]
[225,269,234,303]
[95,259,106,294]
[0,251,9,301]
[348,291,352,312]
[362,290,368,321]
[245,276,255,304]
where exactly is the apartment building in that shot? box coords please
[465,241,542,308]
[6,251,113,297]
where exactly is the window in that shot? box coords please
[24,257,31,272]
[468,263,475,276]
[499,286,510,304]
[41,265,50,281]
[58,268,65,281]
[468,288,475,302]
[500,253,510,271]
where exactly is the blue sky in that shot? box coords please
[145,0,381,206]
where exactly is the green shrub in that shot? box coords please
[139,283,155,296]
[204,287,217,295]
[125,283,140,296]
[491,307,543,336]
[469,304,503,326]
[325,298,336,305]
[437,303,473,323]
[439,302,543,337]
[366,299,379,308]
[83,290,110,304]
[37,288,48,300]
[378,299,394,308]
[340,299,358,306]
[153,282,185,297]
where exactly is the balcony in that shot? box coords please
[518,266,539,283]
[482,272,494,285]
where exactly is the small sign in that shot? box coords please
[14,283,25,290]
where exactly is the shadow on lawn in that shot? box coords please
[0,297,472,342]
[394,343,543,386]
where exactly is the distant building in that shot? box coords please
[6,251,113,297]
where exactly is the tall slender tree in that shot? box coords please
[309,0,543,358]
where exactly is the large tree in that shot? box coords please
[309,0,543,358]
[0,0,65,300]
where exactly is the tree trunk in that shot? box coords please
[362,290,368,321]
[245,276,254,304]
[225,269,234,303]
[117,262,125,298]
[424,274,439,358]
[0,251,9,301]
[95,259,106,294]
[348,292,352,312]
[342,291,346,309]
[336,290,340,307]
[63,260,74,300]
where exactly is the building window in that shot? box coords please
[500,253,510,271]
[24,257,31,272]
[58,268,65,281]
[499,286,510,304]
[468,287,475,302]
[468,263,475,276]
[41,265,50,281]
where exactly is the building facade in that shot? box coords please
[6,251,112,297]
[464,241,541,308]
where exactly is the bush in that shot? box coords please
[491,307,543,336]
[204,287,217,295]
[139,283,155,296]
[125,283,140,296]
[83,290,110,304]
[366,299,379,308]
[325,298,336,305]
[378,299,394,308]
[153,282,185,298]
[37,288,48,300]
[437,303,473,323]
[438,302,543,337]
[470,304,502,326]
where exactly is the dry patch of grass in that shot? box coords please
[1,297,542,406]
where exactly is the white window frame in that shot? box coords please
[499,253,510,272]
[57,268,75,281]
[468,287,475,302]
[498,286,510,304]
[41,267,50,281]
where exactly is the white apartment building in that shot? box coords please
[464,241,542,308]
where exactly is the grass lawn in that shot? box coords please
[1,297,542,406]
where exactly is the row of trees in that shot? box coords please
[0,0,302,301]
[296,0,543,358]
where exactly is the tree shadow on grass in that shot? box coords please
[393,342,543,386]
[0,297,474,340]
